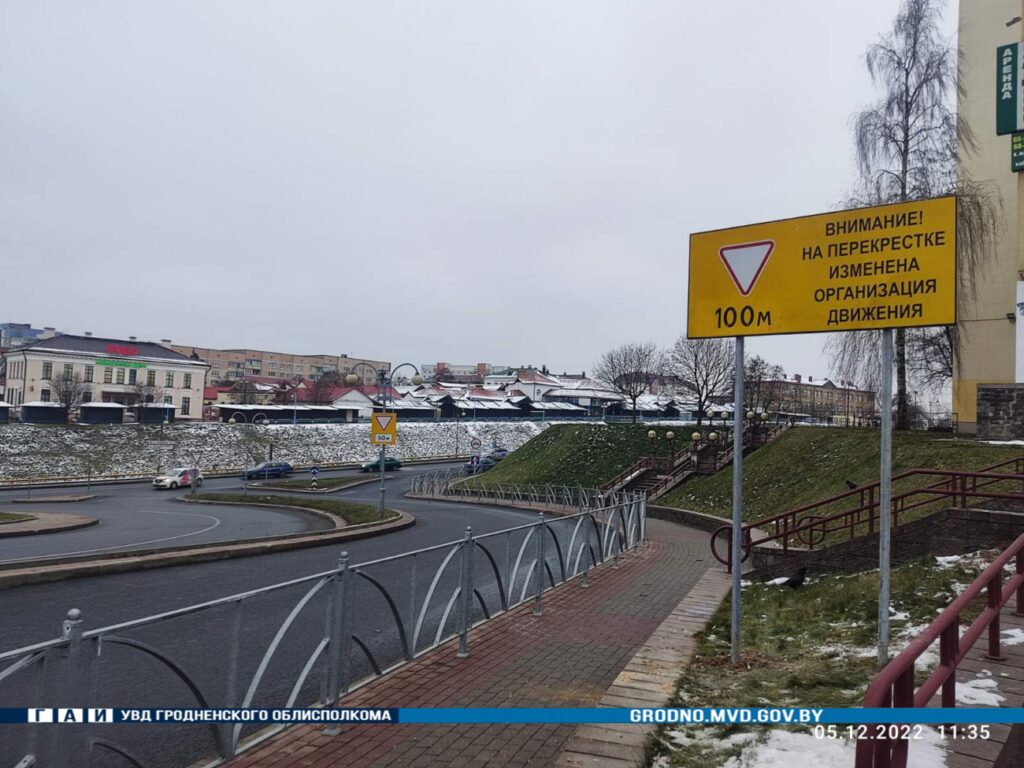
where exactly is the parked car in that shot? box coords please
[464,456,497,475]
[153,468,203,490]
[243,461,294,480]
[487,448,510,461]
[361,456,403,472]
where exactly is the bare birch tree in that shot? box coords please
[828,0,999,428]
[670,336,734,426]
[46,372,91,422]
[593,342,667,423]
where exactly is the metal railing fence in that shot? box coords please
[0,486,645,768]
[854,532,1024,768]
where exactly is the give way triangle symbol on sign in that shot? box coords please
[373,414,394,431]
[719,240,774,296]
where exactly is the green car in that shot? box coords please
[360,456,403,472]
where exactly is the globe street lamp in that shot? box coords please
[345,363,424,515]
[666,430,676,467]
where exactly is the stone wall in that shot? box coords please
[977,384,1024,440]
[752,507,1024,579]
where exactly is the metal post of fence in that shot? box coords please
[1016,549,1024,617]
[986,570,1005,661]
[457,527,473,658]
[222,600,244,758]
[940,618,959,708]
[325,552,352,732]
[533,513,545,616]
[54,608,83,768]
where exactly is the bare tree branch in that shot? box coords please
[593,341,667,423]
[669,336,734,426]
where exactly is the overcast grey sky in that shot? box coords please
[0,1,957,376]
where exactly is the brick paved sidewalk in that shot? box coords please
[228,519,712,768]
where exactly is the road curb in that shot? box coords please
[553,566,731,768]
[254,472,405,494]
[0,511,415,588]
[7,494,97,504]
[0,513,99,538]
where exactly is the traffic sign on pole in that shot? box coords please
[687,197,957,338]
[371,413,398,445]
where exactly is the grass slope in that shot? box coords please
[185,493,395,526]
[651,552,994,767]
[659,427,1022,522]
[464,424,665,488]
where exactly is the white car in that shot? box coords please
[152,468,203,490]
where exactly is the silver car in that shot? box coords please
[153,467,203,490]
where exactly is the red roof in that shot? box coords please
[517,371,561,386]
[204,386,231,399]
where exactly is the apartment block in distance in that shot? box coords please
[168,343,390,385]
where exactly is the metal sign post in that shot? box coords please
[686,196,958,667]
[730,336,745,663]
[877,328,894,664]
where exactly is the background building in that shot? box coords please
[762,374,875,422]
[167,343,389,385]
[3,334,208,420]
[954,0,1023,432]
[421,362,514,384]
[0,323,61,349]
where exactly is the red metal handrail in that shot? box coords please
[710,457,1024,569]
[854,533,1024,768]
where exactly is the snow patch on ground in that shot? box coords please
[956,677,1005,706]
[720,728,945,768]
[1002,628,1024,646]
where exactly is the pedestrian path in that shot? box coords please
[939,602,1024,768]
[227,519,715,768]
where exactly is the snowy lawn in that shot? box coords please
[0,421,551,480]
[649,551,1008,768]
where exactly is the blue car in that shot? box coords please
[244,461,294,480]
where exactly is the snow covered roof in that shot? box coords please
[379,399,435,410]
[544,387,623,401]
[80,402,127,409]
[214,403,360,412]
[454,398,522,411]
[0,401,13,408]
[516,371,562,386]
[530,401,586,411]
[21,401,65,407]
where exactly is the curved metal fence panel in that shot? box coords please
[0,482,646,768]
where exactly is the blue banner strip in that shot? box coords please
[3,707,1024,725]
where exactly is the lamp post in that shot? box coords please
[666,430,675,468]
[346,363,423,515]
[647,429,657,468]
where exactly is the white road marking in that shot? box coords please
[0,508,223,564]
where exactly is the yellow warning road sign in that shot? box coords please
[370,413,398,445]
[687,196,957,338]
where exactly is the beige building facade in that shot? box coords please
[3,335,208,419]
[168,343,389,386]
[954,0,1024,432]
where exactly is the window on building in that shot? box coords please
[116,368,125,384]
[63,363,73,380]
[163,395,173,405]
[165,371,174,388]
[184,373,192,389]
[147,370,155,386]
[128,369,137,385]
[42,362,52,380]
[181,396,191,415]
[104,367,113,384]
[40,389,51,402]
[81,389,92,403]
[84,365,94,383]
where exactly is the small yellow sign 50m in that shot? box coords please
[686,196,957,338]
